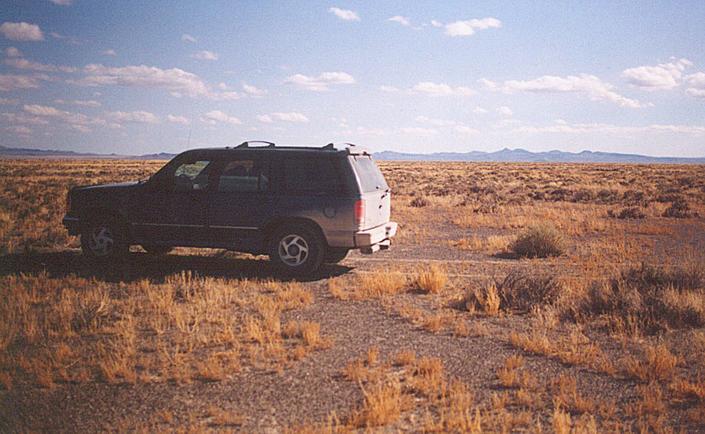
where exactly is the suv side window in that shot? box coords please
[173,160,213,191]
[217,159,270,192]
[284,158,341,195]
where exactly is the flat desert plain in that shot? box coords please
[1,159,705,432]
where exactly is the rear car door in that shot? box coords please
[131,158,214,245]
[207,156,275,250]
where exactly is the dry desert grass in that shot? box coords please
[1,158,704,431]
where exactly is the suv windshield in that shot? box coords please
[351,156,388,193]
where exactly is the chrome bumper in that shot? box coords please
[355,221,397,253]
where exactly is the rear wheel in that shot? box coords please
[142,245,173,255]
[269,224,325,276]
[81,218,128,260]
[324,247,349,264]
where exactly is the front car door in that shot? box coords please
[131,157,214,246]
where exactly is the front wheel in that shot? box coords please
[81,218,128,260]
[269,225,325,276]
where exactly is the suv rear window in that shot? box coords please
[284,158,341,194]
[351,156,388,193]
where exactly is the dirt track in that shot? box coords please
[0,247,661,432]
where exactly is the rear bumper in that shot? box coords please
[62,215,81,236]
[355,221,397,253]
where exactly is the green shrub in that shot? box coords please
[510,224,565,258]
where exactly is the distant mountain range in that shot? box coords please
[1,144,704,164]
[375,148,705,164]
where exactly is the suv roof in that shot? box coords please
[184,141,371,157]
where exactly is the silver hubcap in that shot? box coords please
[278,234,309,267]
[88,225,114,257]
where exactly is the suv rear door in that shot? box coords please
[207,156,274,250]
[349,155,390,230]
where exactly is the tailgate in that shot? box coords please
[361,189,391,230]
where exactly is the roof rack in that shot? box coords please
[236,140,276,148]
[330,142,369,156]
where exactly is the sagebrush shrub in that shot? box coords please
[511,224,565,258]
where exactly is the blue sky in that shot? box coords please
[1,1,705,157]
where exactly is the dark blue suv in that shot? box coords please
[63,142,397,275]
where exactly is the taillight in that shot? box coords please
[354,199,365,227]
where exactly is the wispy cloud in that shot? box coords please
[49,0,73,5]
[686,72,705,99]
[0,22,44,41]
[191,50,218,61]
[329,7,360,21]
[388,16,411,27]
[285,72,355,91]
[242,82,267,96]
[181,33,197,43]
[444,17,501,37]
[107,110,159,124]
[257,112,309,123]
[412,81,475,97]
[74,64,239,100]
[622,58,692,90]
[481,74,648,108]
[201,110,241,125]
[167,114,190,125]
[54,99,101,107]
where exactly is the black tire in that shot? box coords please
[269,224,325,276]
[142,245,173,255]
[324,247,349,264]
[80,217,128,261]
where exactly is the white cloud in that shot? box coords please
[329,7,359,21]
[400,127,438,136]
[181,34,197,43]
[0,22,44,41]
[473,106,488,114]
[411,81,475,97]
[622,58,692,90]
[75,63,238,100]
[258,112,309,123]
[191,50,218,61]
[5,47,21,57]
[415,115,479,135]
[483,74,647,108]
[49,31,80,45]
[242,82,267,96]
[379,85,400,93]
[388,16,411,27]
[285,71,355,91]
[0,97,19,104]
[54,99,101,107]
[22,104,106,131]
[0,74,42,91]
[101,49,117,56]
[167,114,190,125]
[444,17,501,37]
[497,106,513,116]
[107,110,159,124]
[201,110,241,125]
[6,125,32,135]
[49,0,73,5]
[430,20,443,28]
[685,72,705,99]
[454,125,479,134]
[415,115,456,127]
[4,57,77,73]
